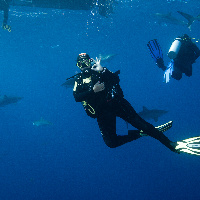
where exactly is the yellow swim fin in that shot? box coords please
[155,121,173,132]
[175,136,200,156]
[2,24,11,32]
[139,121,173,136]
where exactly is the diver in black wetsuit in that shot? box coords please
[72,53,178,153]
[171,34,200,80]
[147,34,200,82]
[0,0,11,32]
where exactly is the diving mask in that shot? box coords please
[77,58,94,69]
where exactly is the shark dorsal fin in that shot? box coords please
[154,117,158,122]
[143,106,148,112]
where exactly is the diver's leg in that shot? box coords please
[184,64,192,77]
[116,98,177,152]
[96,109,141,148]
[171,65,182,80]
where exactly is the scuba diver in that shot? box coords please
[147,34,200,82]
[69,53,200,155]
[0,0,11,32]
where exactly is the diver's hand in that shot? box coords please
[91,57,103,72]
[2,24,11,32]
[93,81,105,93]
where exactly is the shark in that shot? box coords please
[153,11,200,29]
[177,11,200,29]
[138,106,168,122]
[0,95,23,107]
[153,12,188,27]
[33,117,52,127]
[97,54,117,63]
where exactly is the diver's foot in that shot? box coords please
[170,142,181,154]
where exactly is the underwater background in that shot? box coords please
[0,0,200,199]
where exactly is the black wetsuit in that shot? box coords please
[73,67,175,151]
[0,0,10,26]
[172,34,200,80]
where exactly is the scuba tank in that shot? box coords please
[168,37,182,59]
[168,34,200,61]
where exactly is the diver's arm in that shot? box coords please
[91,58,104,72]
[192,43,200,61]
[2,2,11,32]
[101,68,124,98]
[73,90,94,102]
[3,7,8,25]
[91,57,116,79]
[73,78,106,101]
[73,81,95,102]
[100,67,120,85]
[93,82,105,93]
[91,57,115,80]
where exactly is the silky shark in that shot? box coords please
[138,106,168,122]
[33,117,52,127]
[177,11,200,29]
[0,95,23,107]
[98,54,117,63]
[153,12,188,27]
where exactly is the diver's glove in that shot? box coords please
[2,23,11,32]
[93,81,105,93]
[91,57,103,72]
[164,59,174,83]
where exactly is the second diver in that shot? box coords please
[147,34,200,82]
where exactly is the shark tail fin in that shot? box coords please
[177,11,195,29]
[175,136,200,156]
[197,14,200,21]
[142,106,148,112]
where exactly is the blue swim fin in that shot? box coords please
[175,136,200,156]
[147,39,166,71]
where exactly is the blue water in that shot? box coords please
[0,0,200,199]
